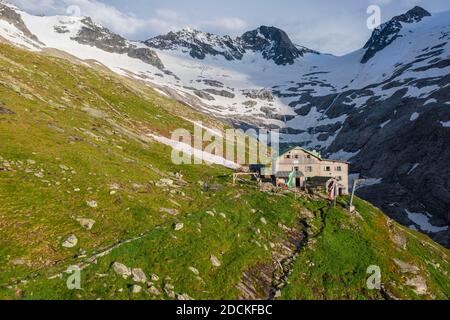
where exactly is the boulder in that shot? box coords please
[210,255,221,267]
[131,285,142,294]
[62,235,78,248]
[86,200,98,208]
[132,268,147,283]
[148,286,161,296]
[174,223,184,231]
[76,218,96,230]
[112,262,131,278]
[189,267,199,275]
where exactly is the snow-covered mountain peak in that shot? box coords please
[145,25,316,65]
[145,28,245,61]
[361,6,432,63]
[240,25,315,65]
[398,6,431,23]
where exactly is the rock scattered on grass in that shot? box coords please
[151,274,159,281]
[160,208,179,216]
[406,276,428,295]
[210,255,221,267]
[393,259,420,274]
[148,286,161,296]
[62,235,78,248]
[156,178,174,187]
[189,267,199,275]
[112,262,131,279]
[131,285,142,294]
[76,218,95,230]
[86,200,98,208]
[174,223,184,231]
[177,293,193,300]
[59,164,70,171]
[34,172,44,178]
[132,268,147,283]
[164,283,176,298]
[260,217,267,225]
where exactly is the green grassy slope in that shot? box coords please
[0,42,448,300]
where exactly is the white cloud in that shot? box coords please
[64,0,146,36]
[8,0,450,55]
[9,0,148,36]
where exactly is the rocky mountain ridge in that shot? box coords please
[145,25,317,65]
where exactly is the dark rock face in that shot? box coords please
[203,89,235,98]
[0,3,41,43]
[193,90,215,101]
[145,26,317,65]
[145,29,245,61]
[240,26,308,65]
[290,79,450,247]
[72,18,164,69]
[362,6,431,63]
[242,89,274,101]
[196,79,224,88]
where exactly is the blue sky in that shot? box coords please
[8,0,450,55]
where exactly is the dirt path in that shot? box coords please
[236,203,330,300]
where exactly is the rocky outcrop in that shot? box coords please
[0,3,41,43]
[73,18,164,69]
[145,26,317,65]
[145,28,245,61]
[240,26,313,65]
[242,89,274,101]
[203,88,235,98]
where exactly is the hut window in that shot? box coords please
[325,166,331,172]
[336,166,342,172]
[306,166,312,172]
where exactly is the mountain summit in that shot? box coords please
[144,28,245,61]
[240,26,314,65]
[145,25,316,65]
[362,6,431,63]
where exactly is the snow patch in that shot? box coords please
[407,163,420,175]
[147,133,239,169]
[405,210,448,233]
[360,178,383,187]
[424,98,437,105]
[410,112,419,121]
[380,119,391,128]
